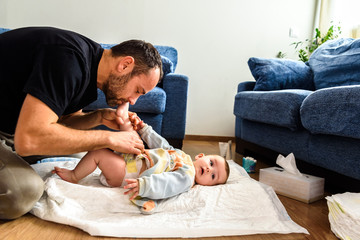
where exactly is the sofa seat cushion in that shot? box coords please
[248,57,314,91]
[309,38,360,90]
[84,87,166,114]
[300,85,360,139]
[234,89,312,130]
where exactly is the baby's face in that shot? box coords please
[193,154,227,186]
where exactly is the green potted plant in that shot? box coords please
[292,24,342,62]
[277,24,342,62]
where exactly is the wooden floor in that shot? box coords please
[0,140,338,240]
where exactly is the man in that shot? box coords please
[0,27,163,219]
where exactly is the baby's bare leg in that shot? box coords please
[52,167,78,183]
[52,150,103,183]
[53,149,126,186]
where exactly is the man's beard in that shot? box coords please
[103,72,131,107]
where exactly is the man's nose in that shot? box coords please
[128,96,140,105]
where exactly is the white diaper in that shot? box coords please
[100,153,150,187]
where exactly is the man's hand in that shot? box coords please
[100,108,143,131]
[110,131,144,155]
[99,108,125,130]
[123,179,139,200]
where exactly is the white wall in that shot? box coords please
[0,0,317,137]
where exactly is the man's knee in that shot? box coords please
[0,158,44,220]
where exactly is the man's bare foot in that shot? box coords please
[52,167,78,183]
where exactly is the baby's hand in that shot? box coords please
[123,179,139,200]
[129,112,145,131]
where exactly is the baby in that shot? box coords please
[53,103,230,214]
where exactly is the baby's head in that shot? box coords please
[193,153,230,186]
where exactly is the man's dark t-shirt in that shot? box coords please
[0,27,103,134]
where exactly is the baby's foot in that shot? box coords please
[116,103,132,131]
[52,167,78,183]
[116,102,129,118]
[142,200,156,212]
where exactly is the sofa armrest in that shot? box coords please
[301,85,360,139]
[161,73,189,140]
[237,81,255,92]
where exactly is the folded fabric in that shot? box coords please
[326,192,360,240]
[30,159,308,238]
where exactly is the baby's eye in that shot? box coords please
[212,174,215,180]
[210,160,213,166]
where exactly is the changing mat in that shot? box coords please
[30,158,308,238]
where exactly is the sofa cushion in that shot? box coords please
[248,57,314,91]
[0,28,10,34]
[160,56,174,75]
[309,38,360,90]
[154,45,178,71]
[84,87,166,114]
[300,85,360,139]
[234,89,312,130]
[129,87,166,113]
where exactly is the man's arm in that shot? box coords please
[14,94,144,156]
[58,108,129,131]
[58,110,101,130]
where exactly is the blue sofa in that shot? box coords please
[234,38,360,192]
[0,27,188,149]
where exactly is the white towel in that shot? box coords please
[326,192,360,240]
[30,159,308,238]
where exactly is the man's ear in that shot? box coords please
[195,153,205,161]
[116,56,134,73]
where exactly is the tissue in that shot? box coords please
[259,152,325,203]
[276,153,302,176]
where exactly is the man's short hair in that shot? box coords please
[111,40,163,79]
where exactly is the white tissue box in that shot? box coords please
[259,167,324,203]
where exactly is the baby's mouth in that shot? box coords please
[201,168,204,175]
